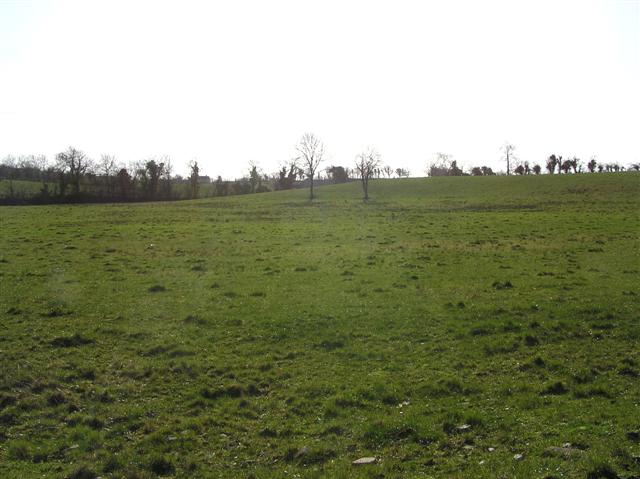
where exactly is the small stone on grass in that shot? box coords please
[352,457,376,465]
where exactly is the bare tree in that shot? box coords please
[296,133,324,199]
[428,152,453,177]
[1,154,17,169]
[99,154,117,195]
[382,165,393,178]
[55,147,92,194]
[248,161,261,193]
[161,156,173,198]
[587,157,597,173]
[188,160,199,199]
[501,143,516,175]
[130,160,146,190]
[355,147,381,200]
[99,154,117,177]
[31,154,48,180]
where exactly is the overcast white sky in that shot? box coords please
[1,0,638,178]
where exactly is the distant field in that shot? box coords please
[1,174,639,478]
[0,179,48,196]
[0,178,216,201]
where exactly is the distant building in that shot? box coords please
[197,176,211,184]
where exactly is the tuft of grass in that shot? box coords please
[46,392,67,406]
[67,466,98,479]
[492,280,513,290]
[540,381,569,395]
[149,456,175,476]
[50,334,94,348]
[362,418,434,447]
[183,315,208,326]
[7,440,31,461]
[586,462,620,479]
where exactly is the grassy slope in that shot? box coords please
[0,174,639,478]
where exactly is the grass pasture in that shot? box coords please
[1,174,639,478]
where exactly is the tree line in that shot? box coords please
[0,134,413,204]
[0,149,204,204]
[427,144,638,177]
[1,137,637,204]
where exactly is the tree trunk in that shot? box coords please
[309,175,314,199]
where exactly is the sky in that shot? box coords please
[1,0,638,178]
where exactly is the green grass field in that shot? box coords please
[1,174,639,478]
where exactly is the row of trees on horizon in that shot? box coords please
[1,136,638,204]
[430,145,637,177]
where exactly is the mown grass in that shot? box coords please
[1,173,639,478]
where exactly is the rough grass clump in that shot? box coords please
[50,334,94,348]
[492,280,513,290]
[362,419,433,447]
[42,306,71,317]
[46,392,67,406]
[102,456,123,473]
[573,386,612,399]
[417,378,479,398]
[7,440,31,460]
[183,314,208,326]
[148,456,175,476]
[540,381,569,395]
[586,462,620,479]
[0,393,17,409]
[67,466,98,479]
[200,382,264,400]
[317,339,345,351]
[284,446,337,465]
